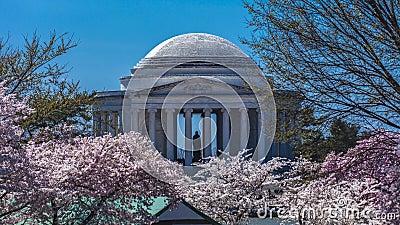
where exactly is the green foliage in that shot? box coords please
[272,92,361,162]
[19,79,95,136]
[0,31,95,136]
[295,118,361,162]
[274,103,320,144]
[325,118,360,154]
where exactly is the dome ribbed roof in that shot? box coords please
[143,33,248,58]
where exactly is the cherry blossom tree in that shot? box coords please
[279,158,380,224]
[281,176,383,225]
[279,131,400,225]
[0,32,94,136]
[179,138,399,225]
[0,81,35,221]
[0,80,180,224]
[178,151,290,225]
[320,131,400,224]
[20,131,178,225]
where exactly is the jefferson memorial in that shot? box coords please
[94,33,297,165]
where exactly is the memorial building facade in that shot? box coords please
[94,33,298,165]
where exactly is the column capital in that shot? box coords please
[183,108,193,114]
[164,108,176,113]
[147,108,157,113]
[131,108,140,113]
[239,107,248,113]
[203,108,212,114]
[221,108,230,113]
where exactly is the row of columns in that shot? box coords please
[93,110,123,136]
[127,107,235,165]
[94,107,267,164]
[182,108,231,165]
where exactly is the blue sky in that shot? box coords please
[0,0,253,91]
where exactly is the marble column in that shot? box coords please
[93,111,101,136]
[131,109,140,132]
[239,108,248,150]
[184,108,193,166]
[101,111,109,134]
[109,111,114,136]
[221,108,230,151]
[203,108,212,159]
[118,110,123,134]
[148,109,157,142]
[110,111,118,136]
[257,108,266,161]
[165,108,175,161]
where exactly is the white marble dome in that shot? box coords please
[144,33,248,58]
[125,33,263,90]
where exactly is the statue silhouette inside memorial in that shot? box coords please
[192,131,202,162]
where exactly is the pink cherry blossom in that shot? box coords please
[320,131,400,224]
[0,81,178,224]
